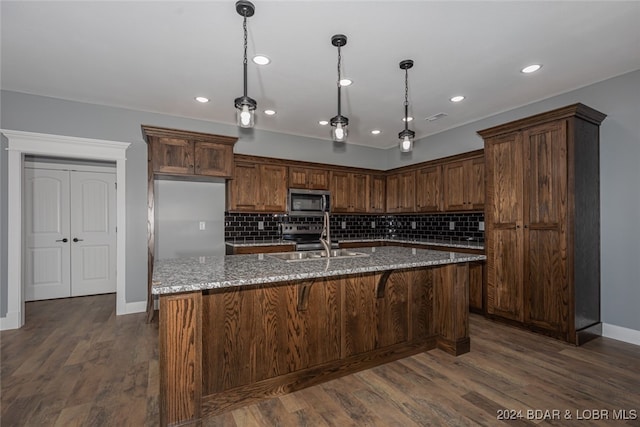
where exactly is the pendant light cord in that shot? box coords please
[337,44,342,116]
[243,14,248,96]
[404,68,409,132]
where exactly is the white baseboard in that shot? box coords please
[123,300,147,315]
[602,323,640,346]
[0,310,21,331]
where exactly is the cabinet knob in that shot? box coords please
[56,238,68,243]
[73,238,84,242]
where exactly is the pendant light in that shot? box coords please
[234,1,256,128]
[399,59,415,152]
[330,34,348,142]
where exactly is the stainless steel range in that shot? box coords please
[280,223,338,251]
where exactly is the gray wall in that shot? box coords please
[1,69,638,333]
[0,135,7,315]
[154,180,226,259]
[393,70,640,333]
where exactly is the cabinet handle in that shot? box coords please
[56,238,68,243]
[73,238,84,242]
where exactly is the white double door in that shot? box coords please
[24,167,117,301]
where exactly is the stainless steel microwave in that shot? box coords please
[287,189,331,216]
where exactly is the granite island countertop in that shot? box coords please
[152,246,486,295]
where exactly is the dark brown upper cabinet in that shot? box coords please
[142,126,236,179]
[288,167,329,190]
[443,156,484,211]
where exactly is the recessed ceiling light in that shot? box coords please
[253,55,270,65]
[402,116,414,122]
[339,78,353,87]
[318,120,329,126]
[450,95,465,103]
[264,109,276,116]
[194,96,209,103]
[521,64,542,74]
[371,130,381,135]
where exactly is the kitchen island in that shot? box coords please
[153,246,485,426]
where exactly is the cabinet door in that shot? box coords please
[194,142,233,177]
[443,161,466,211]
[485,132,524,322]
[330,171,351,213]
[288,167,308,189]
[369,174,386,213]
[523,121,568,333]
[260,164,288,212]
[466,157,485,210]
[416,165,442,212]
[289,167,329,190]
[399,171,416,212]
[152,137,194,175]
[307,169,329,190]
[351,173,370,213]
[385,174,400,213]
[228,162,260,211]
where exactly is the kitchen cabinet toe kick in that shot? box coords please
[158,263,470,426]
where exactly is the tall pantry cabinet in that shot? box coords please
[478,104,606,345]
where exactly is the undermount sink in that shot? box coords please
[268,249,369,262]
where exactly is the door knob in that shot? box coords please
[73,238,84,242]
[56,238,68,243]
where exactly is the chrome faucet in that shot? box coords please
[320,210,331,258]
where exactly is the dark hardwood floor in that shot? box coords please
[2,294,639,426]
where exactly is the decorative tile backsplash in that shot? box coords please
[225,212,484,243]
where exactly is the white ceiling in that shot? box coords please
[2,1,639,149]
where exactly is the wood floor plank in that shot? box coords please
[53,402,92,427]
[2,295,639,426]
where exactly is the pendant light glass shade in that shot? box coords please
[330,115,348,142]
[234,1,256,129]
[399,130,414,152]
[235,97,256,128]
[330,34,348,142]
[399,59,415,152]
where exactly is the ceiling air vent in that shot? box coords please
[425,112,448,122]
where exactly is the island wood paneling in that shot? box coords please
[161,264,470,425]
[433,263,470,355]
[202,279,341,395]
[159,292,202,427]
[342,274,378,356]
[408,267,434,341]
